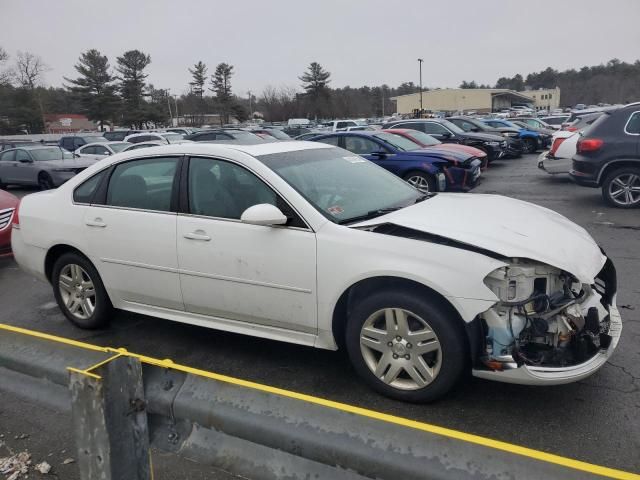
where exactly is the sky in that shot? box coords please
[2,0,640,97]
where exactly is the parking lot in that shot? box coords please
[1,152,639,475]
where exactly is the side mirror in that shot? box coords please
[371,151,387,158]
[441,132,452,138]
[240,204,287,226]
[18,158,32,163]
[470,127,479,132]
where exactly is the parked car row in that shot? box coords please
[538,102,640,208]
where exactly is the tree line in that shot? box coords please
[1,46,639,134]
[460,58,640,107]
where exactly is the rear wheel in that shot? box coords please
[602,167,640,208]
[38,172,54,190]
[522,138,537,154]
[403,171,436,193]
[52,252,112,329]
[345,290,466,402]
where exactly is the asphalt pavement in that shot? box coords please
[0,153,639,476]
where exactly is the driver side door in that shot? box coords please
[13,149,37,185]
[176,156,318,338]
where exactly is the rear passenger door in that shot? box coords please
[83,156,184,311]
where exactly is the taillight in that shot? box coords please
[564,126,578,132]
[549,137,566,156]
[577,138,604,154]
[12,200,20,228]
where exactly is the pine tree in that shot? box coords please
[189,61,207,98]
[210,63,234,124]
[116,49,151,128]
[299,62,331,118]
[65,49,120,130]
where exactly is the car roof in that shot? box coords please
[116,141,332,159]
[3,145,66,151]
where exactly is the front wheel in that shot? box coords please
[522,138,537,154]
[38,172,54,190]
[52,252,112,329]
[345,290,466,402]
[602,167,640,208]
[403,171,437,193]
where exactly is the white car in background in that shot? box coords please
[124,132,186,144]
[538,112,604,174]
[74,142,131,159]
[11,142,621,402]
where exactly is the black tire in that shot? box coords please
[601,167,640,208]
[403,171,437,193]
[38,172,54,190]
[345,290,466,403]
[522,138,537,154]
[52,252,112,329]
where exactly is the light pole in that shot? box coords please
[173,95,179,126]
[166,89,173,125]
[417,58,423,118]
[248,90,253,119]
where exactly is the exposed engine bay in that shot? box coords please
[481,259,614,369]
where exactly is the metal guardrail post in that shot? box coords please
[69,355,151,480]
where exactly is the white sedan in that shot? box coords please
[74,141,131,159]
[11,142,621,401]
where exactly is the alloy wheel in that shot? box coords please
[608,173,640,206]
[406,175,430,193]
[39,174,54,190]
[58,264,96,320]
[359,308,442,391]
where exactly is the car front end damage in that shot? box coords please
[472,257,621,385]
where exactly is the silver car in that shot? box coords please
[0,146,98,190]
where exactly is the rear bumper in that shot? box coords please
[11,227,48,282]
[472,305,622,386]
[538,152,572,174]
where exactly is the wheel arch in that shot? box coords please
[597,159,640,184]
[44,244,90,283]
[331,276,475,360]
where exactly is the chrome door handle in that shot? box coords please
[86,218,107,228]
[183,231,211,241]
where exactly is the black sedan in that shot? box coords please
[381,118,507,162]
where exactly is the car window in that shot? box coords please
[73,170,108,204]
[316,136,341,147]
[395,122,425,133]
[194,133,218,141]
[188,157,277,220]
[106,157,178,212]
[343,136,380,155]
[94,145,110,155]
[74,138,87,148]
[422,122,450,135]
[0,150,16,162]
[625,111,640,134]
[61,138,74,150]
[15,150,31,162]
[458,120,476,131]
[81,146,96,154]
[336,122,348,129]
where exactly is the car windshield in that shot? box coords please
[162,133,184,142]
[437,120,465,134]
[400,130,441,146]
[109,143,130,152]
[31,147,74,161]
[230,131,261,140]
[372,132,421,151]
[257,147,422,224]
[265,129,290,140]
[498,120,520,129]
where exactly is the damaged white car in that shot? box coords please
[12,142,622,402]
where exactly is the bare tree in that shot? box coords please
[15,51,48,89]
[0,47,12,86]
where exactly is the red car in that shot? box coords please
[0,189,19,257]
[383,128,489,169]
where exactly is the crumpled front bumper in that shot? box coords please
[472,305,622,386]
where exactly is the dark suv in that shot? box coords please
[571,103,640,208]
[381,118,507,162]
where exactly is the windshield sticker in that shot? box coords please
[327,205,344,215]
[343,156,366,163]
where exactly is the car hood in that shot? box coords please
[459,131,505,142]
[411,147,473,163]
[433,143,487,158]
[0,188,19,208]
[353,193,605,282]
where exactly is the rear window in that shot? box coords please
[74,170,107,204]
[580,114,609,137]
[625,111,640,134]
